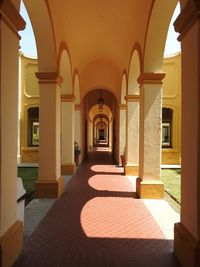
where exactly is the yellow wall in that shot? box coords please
[162,53,181,164]
[20,53,181,165]
[20,53,39,163]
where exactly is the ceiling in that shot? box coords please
[22,0,179,100]
[46,0,153,95]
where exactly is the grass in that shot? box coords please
[18,167,38,192]
[161,168,181,213]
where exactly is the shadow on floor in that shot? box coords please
[14,151,180,267]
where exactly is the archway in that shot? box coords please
[124,45,142,175]
[83,89,117,156]
[58,43,75,175]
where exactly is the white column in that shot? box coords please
[119,104,126,162]
[125,96,139,175]
[35,72,64,198]
[0,1,25,266]
[61,95,75,174]
[174,2,200,267]
[137,73,165,199]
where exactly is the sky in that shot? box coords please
[19,2,180,58]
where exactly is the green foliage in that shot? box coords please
[161,168,181,213]
[18,167,38,192]
[33,133,39,145]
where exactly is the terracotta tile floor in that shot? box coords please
[14,150,180,267]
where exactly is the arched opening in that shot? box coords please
[83,89,117,155]
[128,45,142,95]
[93,114,109,146]
[57,44,75,174]
[144,0,179,72]
[19,1,37,58]
[18,1,39,164]
[159,3,181,217]
[2,1,200,266]
[124,45,142,176]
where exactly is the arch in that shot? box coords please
[57,42,73,95]
[23,0,57,71]
[84,89,117,112]
[93,114,109,122]
[89,104,112,120]
[144,0,179,72]
[128,43,143,95]
[74,70,81,105]
[120,71,127,104]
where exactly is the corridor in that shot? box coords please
[15,150,179,267]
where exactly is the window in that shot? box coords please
[28,107,39,147]
[162,108,173,148]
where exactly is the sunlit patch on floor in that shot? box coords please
[88,174,135,192]
[90,164,123,174]
[81,197,166,239]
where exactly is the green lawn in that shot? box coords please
[161,169,181,203]
[161,168,181,213]
[18,167,38,192]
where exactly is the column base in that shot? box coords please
[0,220,23,267]
[61,164,76,175]
[136,177,164,199]
[35,176,64,198]
[125,165,138,176]
[174,222,200,267]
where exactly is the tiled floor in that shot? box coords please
[14,150,180,267]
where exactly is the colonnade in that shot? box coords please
[0,1,200,266]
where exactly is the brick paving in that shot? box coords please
[14,150,180,267]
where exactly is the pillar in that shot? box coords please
[136,73,165,199]
[35,72,64,198]
[173,2,200,267]
[61,95,76,175]
[109,117,113,149]
[125,95,139,175]
[88,117,93,151]
[119,104,127,161]
[94,121,97,144]
[106,122,108,144]
[0,1,25,266]
[75,104,82,164]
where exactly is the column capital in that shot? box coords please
[61,94,76,102]
[124,95,140,102]
[174,0,200,41]
[35,72,63,87]
[137,73,165,86]
[119,103,127,109]
[0,0,26,39]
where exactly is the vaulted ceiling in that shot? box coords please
[23,0,179,99]
[47,0,153,94]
